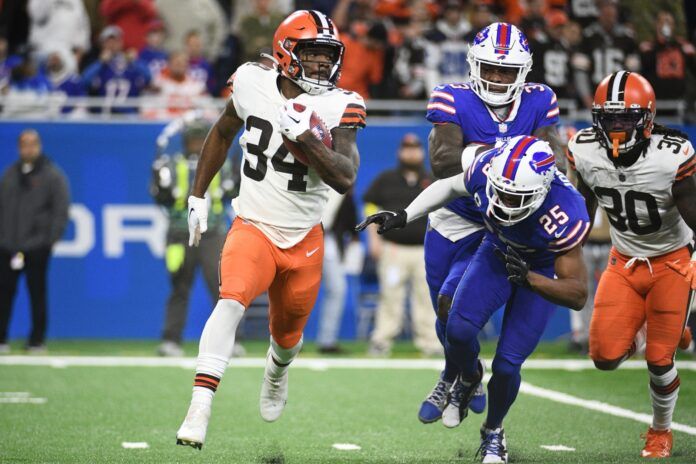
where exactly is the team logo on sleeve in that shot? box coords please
[529,151,556,174]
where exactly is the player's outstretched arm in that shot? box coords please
[534,125,567,174]
[428,123,464,178]
[355,173,468,234]
[497,245,587,310]
[191,99,244,198]
[299,127,359,194]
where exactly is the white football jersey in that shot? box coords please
[568,128,695,257]
[229,62,365,248]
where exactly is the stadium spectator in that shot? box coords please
[362,133,440,357]
[639,10,696,101]
[566,0,599,29]
[462,2,495,42]
[423,0,471,92]
[0,0,29,55]
[572,0,640,109]
[184,30,215,94]
[0,129,70,354]
[2,47,54,117]
[150,115,237,357]
[44,47,87,116]
[138,19,169,78]
[527,11,578,101]
[27,0,90,62]
[338,21,387,100]
[156,0,228,62]
[316,190,359,354]
[82,26,151,114]
[392,10,429,99]
[0,37,17,92]
[236,0,286,63]
[332,0,379,33]
[100,0,159,52]
[519,0,547,42]
[143,51,208,119]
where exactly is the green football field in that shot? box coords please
[1,341,695,463]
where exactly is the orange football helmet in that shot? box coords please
[273,10,344,95]
[592,71,656,160]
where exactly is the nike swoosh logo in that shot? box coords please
[306,247,320,257]
[554,227,568,239]
[288,115,300,124]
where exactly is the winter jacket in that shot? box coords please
[0,156,70,252]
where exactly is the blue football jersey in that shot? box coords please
[83,56,151,114]
[426,83,560,224]
[463,149,590,268]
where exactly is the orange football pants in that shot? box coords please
[590,246,693,366]
[219,217,324,348]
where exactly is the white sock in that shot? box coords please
[266,336,303,379]
[191,299,245,407]
[649,365,680,430]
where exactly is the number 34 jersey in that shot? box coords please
[568,128,696,258]
[229,62,366,248]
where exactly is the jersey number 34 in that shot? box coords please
[243,116,309,192]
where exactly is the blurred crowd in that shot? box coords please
[1,0,695,118]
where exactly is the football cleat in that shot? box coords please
[477,425,508,463]
[176,402,211,450]
[259,350,289,422]
[418,375,452,423]
[641,427,672,458]
[442,360,484,428]
[679,326,692,351]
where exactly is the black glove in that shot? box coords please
[494,245,530,287]
[355,210,407,234]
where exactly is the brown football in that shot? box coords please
[282,103,333,166]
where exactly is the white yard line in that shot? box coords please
[1,356,695,435]
[0,356,695,371]
[520,381,696,436]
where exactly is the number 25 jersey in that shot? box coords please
[568,128,696,257]
[229,62,366,248]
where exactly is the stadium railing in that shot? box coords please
[0,95,690,124]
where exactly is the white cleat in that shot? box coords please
[259,372,288,422]
[176,402,211,450]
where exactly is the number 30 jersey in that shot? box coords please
[229,62,366,248]
[568,128,696,257]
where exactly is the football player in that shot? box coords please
[175,10,365,449]
[568,71,696,458]
[419,22,566,425]
[358,135,589,463]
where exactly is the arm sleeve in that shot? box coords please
[676,141,696,182]
[426,86,459,125]
[535,86,560,128]
[404,174,468,222]
[338,95,367,129]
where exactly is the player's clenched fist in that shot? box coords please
[278,100,311,141]
[187,195,208,247]
[355,210,407,235]
[666,258,696,290]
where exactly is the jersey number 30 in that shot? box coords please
[594,187,661,235]
[243,116,309,192]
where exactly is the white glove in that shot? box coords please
[278,100,312,141]
[187,195,208,247]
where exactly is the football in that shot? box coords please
[282,103,333,166]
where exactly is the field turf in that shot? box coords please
[1,340,695,463]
